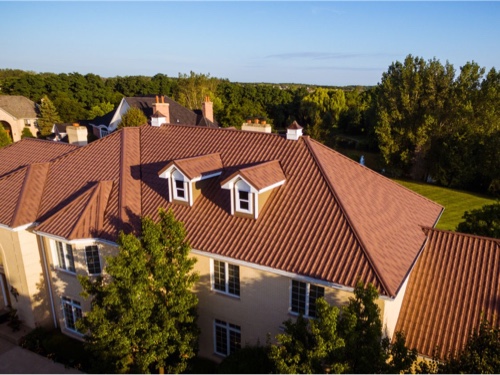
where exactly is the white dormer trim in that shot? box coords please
[221,176,261,219]
[235,180,253,215]
[172,169,189,203]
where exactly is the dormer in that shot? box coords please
[151,111,166,127]
[221,160,286,219]
[158,153,223,206]
[286,121,303,140]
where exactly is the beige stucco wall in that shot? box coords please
[191,252,364,362]
[42,236,117,338]
[0,227,52,328]
[0,107,37,142]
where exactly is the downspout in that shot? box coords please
[39,236,57,328]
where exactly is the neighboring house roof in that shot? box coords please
[52,123,71,134]
[395,228,500,359]
[124,96,219,128]
[0,125,442,297]
[0,95,37,119]
[87,109,116,127]
[0,138,78,178]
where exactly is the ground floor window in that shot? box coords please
[290,280,325,318]
[214,319,241,356]
[62,297,82,333]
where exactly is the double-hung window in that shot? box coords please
[85,245,101,275]
[62,297,82,334]
[214,319,241,356]
[56,241,75,273]
[235,180,252,214]
[213,260,240,297]
[290,280,324,318]
[172,170,188,201]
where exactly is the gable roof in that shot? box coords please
[220,160,286,192]
[1,125,442,297]
[0,138,78,178]
[0,95,37,118]
[395,228,500,359]
[159,153,223,180]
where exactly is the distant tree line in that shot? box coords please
[1,54,498,195]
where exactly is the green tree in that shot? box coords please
[78,209,199,374]
[456,202,500,238]
[175,71,221,112]
[37,95,61,137]
[117,107,147,129]
[269,298,347,374]
[21,127,34,139]
[0,124,12,148]
[88,101,114,120]
[438,319,500,374]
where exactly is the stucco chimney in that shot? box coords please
[66,123,88,146]
[286,121,303,141]
[152,96,170,124]
[202,96,214,123]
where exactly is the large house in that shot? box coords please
[0,113,497,362]
[0,95,38,142]
[89,95,218,138]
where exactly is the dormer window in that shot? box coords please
[235,180,252,214]
[172,170,188,201]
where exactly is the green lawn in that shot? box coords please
[393,179,497,231]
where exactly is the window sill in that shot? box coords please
[55,268,77,277]
[212,290,240,300]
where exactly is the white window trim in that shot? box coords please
[234,180,253,215]
[84,245,102,276]
[289,280,324,318]
[172,170,189,202]
[213,319,241,357]
[52,240,76,275]
[62,297,83,335]
[211,260,240,298]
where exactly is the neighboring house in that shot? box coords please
[89,95,218,138]
[395,228,500,360]
[0,95,38,142]
[0,121,445,362]
[48,123,70,142]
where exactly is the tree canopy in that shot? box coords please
[78,209,199,374]
[0,124,12,148]
[37,95,60,137]
[456,202,500,238]
[117,107,148,129]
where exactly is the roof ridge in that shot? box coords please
[303,136,392,296]
[161,123,285,138]
[422,226,500,243]
[308,138,444,212]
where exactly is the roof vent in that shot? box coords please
[286,121,303,141]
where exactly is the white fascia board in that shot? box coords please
[158,164,176,179]
[191,171,222,183]
[33,231,118,247]
[190,248,358,294]
[221,175,259,194]
[258,179,286,194]
[0,222,35,232]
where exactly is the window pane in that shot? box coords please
[215,323,228,355]
[228,264,240,296]
[66,245,76,273]
[85,246,101,275]
[308,285,325,318]
[213,260,225,292]
[57,242,66,269]
[291,280,306,315]
[229,327,241,354]
[238,191,249,210]
[175,180,185,198]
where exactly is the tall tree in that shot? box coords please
[456,202,500,238]
[78,209,199,374]
[0,124,12,148]
[37,95,61,137]
[175,71,221,111]
[118,107,148,129]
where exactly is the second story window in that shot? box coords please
[235,180,252,214]
[56,241,75,273]
[213,260,240,297]
[85,245,101,275]
[172,170,188,202]
[290,280,324,318]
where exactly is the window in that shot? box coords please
[55,241,75,273]
[62,297,82,333]
[100,129,109,138]
[172,170,188,201]
[235,180,252,214]
[24,119,30,127]
[214,319,241,356]
[85,245,101,275]
[290,280,324,318]
[213,260,240,296]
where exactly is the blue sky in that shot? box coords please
[1,1,499,86]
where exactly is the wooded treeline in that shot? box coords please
[1,54,498,195]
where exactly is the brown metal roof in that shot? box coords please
[0,125,443,296]
[395,228,500,359]
[0,138,78,178]
[0,95,37,119]
[220,160,286,191]
[159,153,223,180]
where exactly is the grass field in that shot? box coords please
[393,179,497,231]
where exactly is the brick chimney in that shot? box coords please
[202,96,214,123]
[152,95,170,124]
[66,123,88,146]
